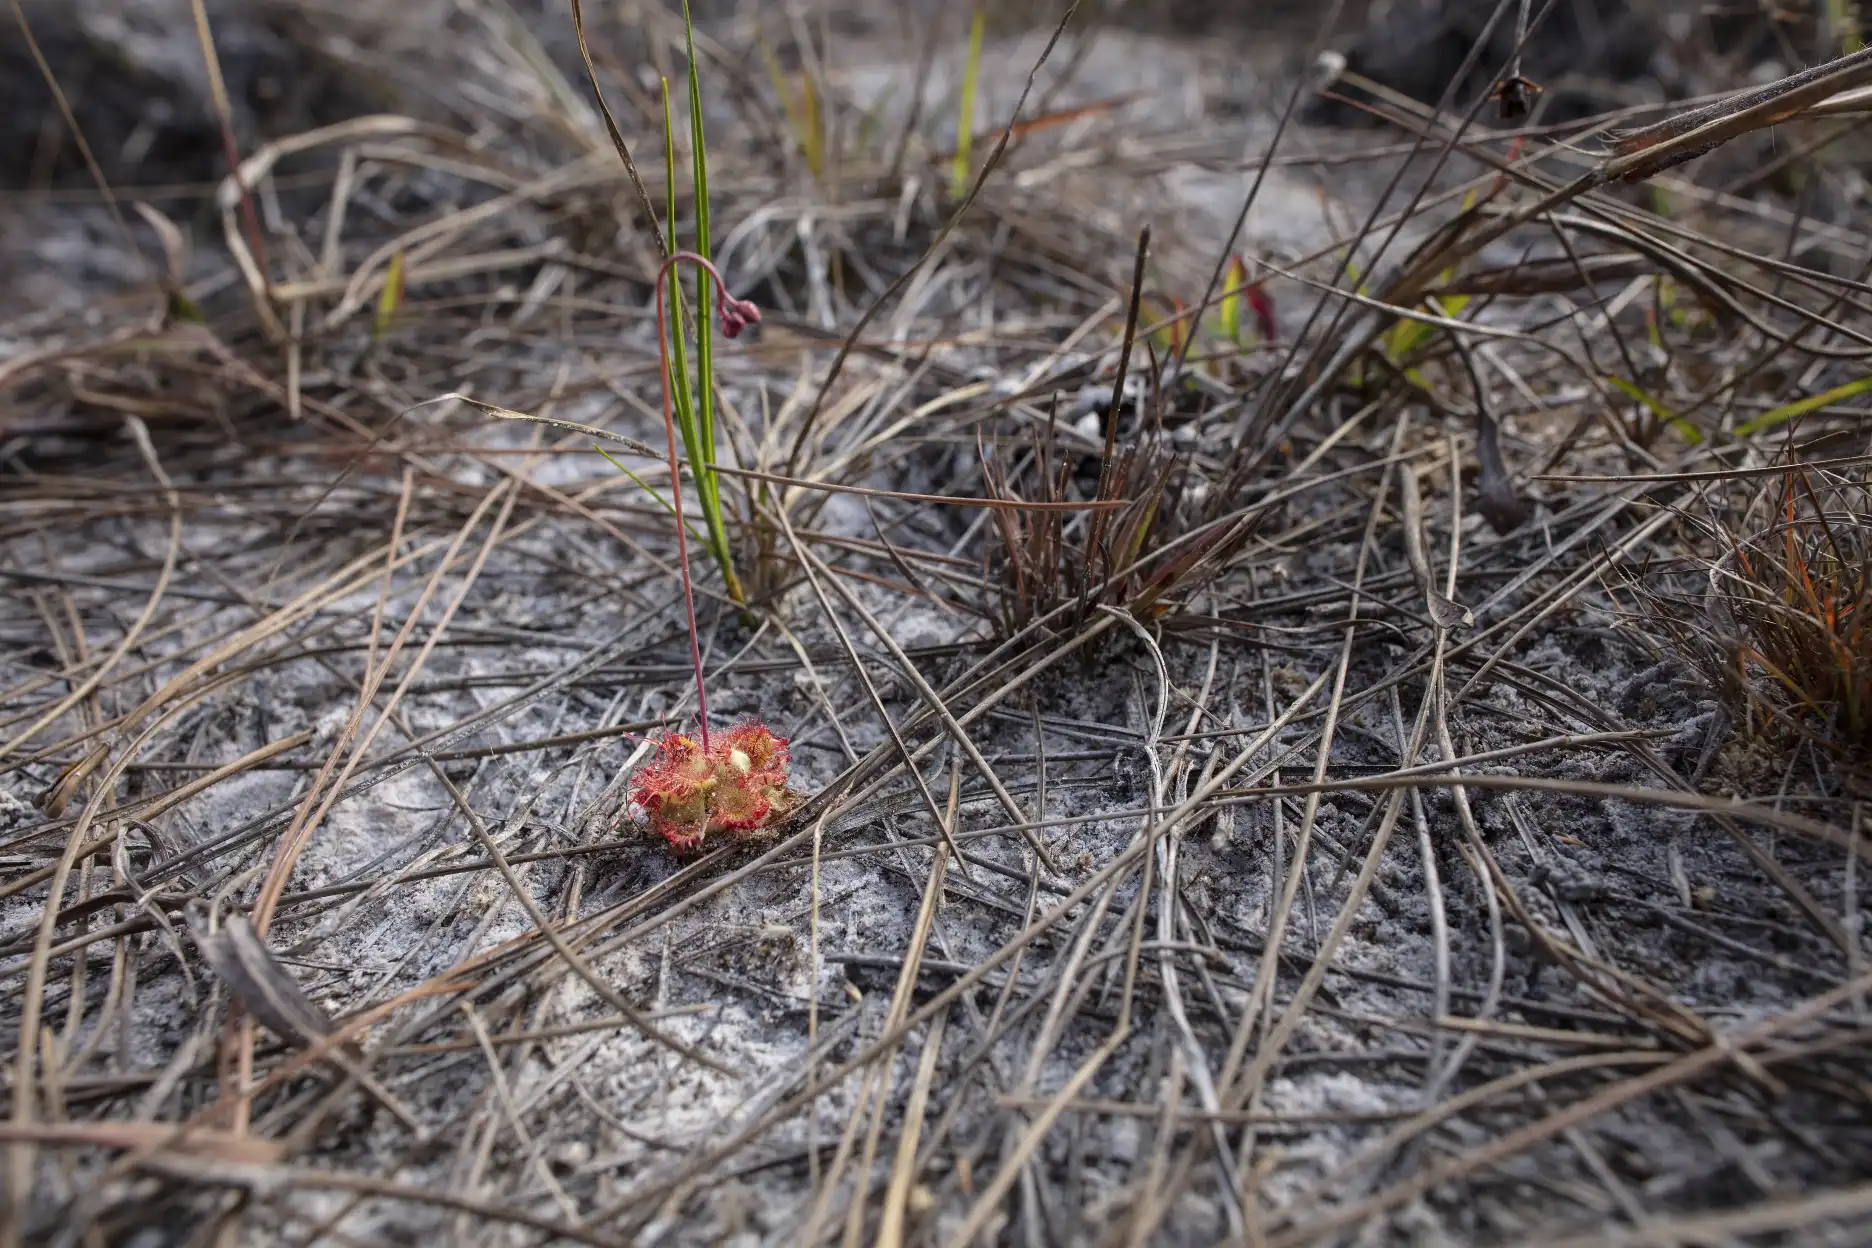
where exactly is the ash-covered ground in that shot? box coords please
[4,2,1870,1245]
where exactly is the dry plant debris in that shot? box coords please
[3,0,1872,1244]
[1628,468,1872,771]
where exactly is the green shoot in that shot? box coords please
[685,1,720,574]
[1218,254,1248,344]
[1146,294,1190,360]
[1382,293,1468,365]
[1830,0,1864,53]
[759,41,825,179]
[644,2,747,605]
[372,250,406,343]
[1738,374,1872,437]
[595,446,704,541]
[952,4,986,200]
[1608,374,1703,445]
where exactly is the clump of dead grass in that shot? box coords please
[980,413,1263,636]
[1629,468,1872,770]
[978,227,1264,636]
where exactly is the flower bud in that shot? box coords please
[719,297,762,339]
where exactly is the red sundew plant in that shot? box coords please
[571,0,792,853]
[628,721,794,851]
[622,255,795,853]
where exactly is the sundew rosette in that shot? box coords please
[628,723,793,851]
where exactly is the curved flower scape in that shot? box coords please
[628,722,793,851]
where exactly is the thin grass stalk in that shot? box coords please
[1084,227,1151,617]
[652,251,761,749]
[952,4,986,199]
[682,0,726,582]
[570,0,665,255]
[656,30,744,606]
[187,0,269,288]
[659,85,727,612]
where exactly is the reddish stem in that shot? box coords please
[653,250,760,752]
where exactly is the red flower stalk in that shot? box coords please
[628,721,791,851]
[637,258,787,850]
[652,250,761,753]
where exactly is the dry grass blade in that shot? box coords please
[0,1122,284,1165]
[1604,44,1872,182]
[185,911,334,1050]
[570,0,665,258]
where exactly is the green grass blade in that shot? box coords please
[1381,293,1467,365]
[951,4,985,200]
[652,46,743,603]
[683,0,717,517]
[758,41,822,177]
[803,70,824,175]
[680,0,739,598]
[1834,0,1865,53]
[373,250,406,343]
[1218,254,1246,344]
[1737,374,1872,437]
[595,447,705,541]
[1608,374,1703,445]
[661,78,703,503]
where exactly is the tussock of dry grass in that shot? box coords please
[1629,470,1872,771]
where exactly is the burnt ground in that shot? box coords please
[3,2,1872,1245]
